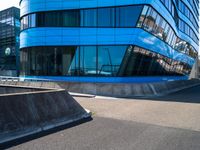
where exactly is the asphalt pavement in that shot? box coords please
[6,85,200,150]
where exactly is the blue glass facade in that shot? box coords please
[19,0,199,83]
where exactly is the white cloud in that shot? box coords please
[0,0,19,11]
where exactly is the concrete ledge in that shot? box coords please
[0,79,199,98]
[54,79,200,97]
[0,86,90,144]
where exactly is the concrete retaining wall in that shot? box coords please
[58,79,200,97]
[0,88,90,144]
[0,79,199,97]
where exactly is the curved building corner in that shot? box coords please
[19,0,199,83]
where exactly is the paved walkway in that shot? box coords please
[8,117,200,150]
[7,85,200,150]
[78,96,200,132]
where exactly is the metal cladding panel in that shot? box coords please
[20,28,46,47]
[20,0,151,16]
[20,0,198,51]
[19,0,198,82]
[20,27,195,66]
[22,76,189,83]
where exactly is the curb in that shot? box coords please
[0,111,91,145]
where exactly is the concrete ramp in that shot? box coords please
[0,86,90,144]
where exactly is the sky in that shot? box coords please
[0,0,19,11]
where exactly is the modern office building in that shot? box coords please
[0,7,20,76]
[19,0,199,83]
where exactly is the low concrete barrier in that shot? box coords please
[0,86,90,144]
[61,79,200,97]
[0,85,45,95]
[0,79,199,98]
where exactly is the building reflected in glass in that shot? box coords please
[0,7,20,76]
[19,0,199,83]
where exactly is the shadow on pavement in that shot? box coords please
[0,117,93,149]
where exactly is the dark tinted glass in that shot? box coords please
[63,10,80,27]
[97,8,115,27]
[20,46,191,77]
[45,12,61,27]
[21,5,143,28]
[37,13,45,27]
[80,9,97,26]
[116,6,142,27]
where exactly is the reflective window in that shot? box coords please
[118,46,191,76]
[20,46,192,77]
[21,5,143,29]
[166,27,173,44]
[68,46,97,76]
[142,8,156,33]
[154,14,163,39]
[178,18,199,44]
[97,8,115,27]
[81,9,97,26]
[159,0,179,26]
[79,46,97,76]
[23,15,28,29]
[68,47,79,76]
[37,13,45,27]
[175,38,186,53]
[138,5,198,59]
[30,14,36,27]
[45,12,61,27]
[159,19,167,41]
[20,5,198,59]
[187,0,199,17]
[177,0,199,32]
[63,10,80,27]
[178,19,184,33]
[20,18,23,30]
[22,47,76,76]
[137,5,148,28]
[98,46,127,76]
[116,6,142,27]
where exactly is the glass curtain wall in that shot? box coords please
[20,5,143,29]
[137,6,198,59]
[20,5,198,59]
[20,46,191,77]
[0,7,20,75]
[20,5,197,77]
